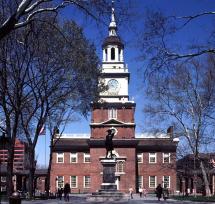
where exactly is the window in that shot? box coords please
[108,108,117,119]
[57,153,64,163]
[149,176,157,188]
[84,176,91,188]
[1,186,6,192]
[56,176,64,189]
[138,176,143,188]
[111,47,115,60]
[70,176,78,188]
[163,153,171,163]
[116,161,124,173]
[137,153,143,163]
[84,153,90,163]
[70,153,78,163]
[149,153,157,163]
[1,176,6,182]
[163,176,170,188]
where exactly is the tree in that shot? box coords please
[0,0,113,40]
[144,56,215,196]
[0,15,101,197]
[140,9,215,74]
[0,29,30,196]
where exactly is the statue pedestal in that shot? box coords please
[87,157,125,202]
[100,158,117,191]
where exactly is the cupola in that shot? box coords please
[102,4,124,62]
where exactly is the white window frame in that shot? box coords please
[149,153,157,163]
[56,153,64,163]
[149,176,157,188]
[108,108,117,119]
[163,176,170,188]
[163,153,171,163]
[137,153,143,163]
[70,176,78,188]
[138,175,143,188]
[56,176,64,189]
[84,176,91,188]
[116,161,124,173]
[84,153,91,163]
[70,153,78,163]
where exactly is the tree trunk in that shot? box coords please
[6,146,14,197]
[28,146,36,199]
[200,161,211,196]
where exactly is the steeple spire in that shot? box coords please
[109,0,117,36]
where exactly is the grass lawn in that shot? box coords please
[172,195,215,202]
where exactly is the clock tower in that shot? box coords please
[100,6,129,102]
[90,5,136,140]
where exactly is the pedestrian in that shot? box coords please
[129,187,133,199]
[143,187,147,197]
[163,185,169,201]
[58,188,63,200]
[139,186,143,198]
[64,183,71,202]
[155,184,163,201]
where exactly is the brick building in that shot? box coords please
[0,136,28,192]
[50,6,178,194]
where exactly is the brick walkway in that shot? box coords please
[1,194,213,204]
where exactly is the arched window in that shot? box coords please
[111,48,115,60]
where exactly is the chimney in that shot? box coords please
[167,126,173,138]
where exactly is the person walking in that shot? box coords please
[58,188,63,200]
[143,187,147,197]
[163,185,169,201]
[156,184,163,201]
[129,187,133,199]
[139,186,143,198]
[64,183,71,202]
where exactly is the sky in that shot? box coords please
[36,0,215,166]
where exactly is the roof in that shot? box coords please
[137,139,177,152]
[102,36,124,48]
[52,138,177,152]
[53,138,90,151]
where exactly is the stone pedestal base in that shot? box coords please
[87,157,125,201]
[87,191,125,202]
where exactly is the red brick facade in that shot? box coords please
[50,102,177,194]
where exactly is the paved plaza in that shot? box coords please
[1,194,215,204]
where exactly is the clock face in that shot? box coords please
[108,79,119,93]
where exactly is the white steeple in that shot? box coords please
[109,2,117,36]
[99,1,130,103]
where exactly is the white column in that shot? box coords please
[115,47,118,62]
[120,49,124,62]
[107,47,111,62]
[103,49,105,62]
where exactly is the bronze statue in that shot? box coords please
[105,128,115,158]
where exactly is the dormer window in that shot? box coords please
[111,48,115,60]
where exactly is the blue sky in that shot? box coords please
[36,0,215,166]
